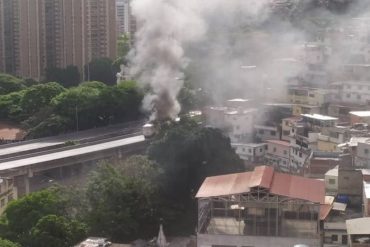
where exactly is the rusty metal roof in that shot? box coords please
[270,172,325,204]
[196,166,325,204]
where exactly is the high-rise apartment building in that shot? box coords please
[116,0,136,37]
[0,0,117,81]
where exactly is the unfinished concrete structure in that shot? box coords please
[196,166,325,247]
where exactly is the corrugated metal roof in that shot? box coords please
[320,204,333,220]
[270,173,325,204]
[196,166,325,204]
[346,217,370,235]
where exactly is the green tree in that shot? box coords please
[25,114,70,139]
[0,238,20,247]
[0,73,25,95]
[2,189,67,245]
[117,34,131,59]
[117,155,162,184]
[30,215,87,247]
[96,81,143,123]
[85,165,159,242]
[147,118,243,234]
[0,91,25,122]
[20,82,66,115]
[84,58,117,85]
[45,66,81,88]
[52,85,102,130]
[80,81,108,90]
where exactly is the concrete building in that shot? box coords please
[330,81,370,105]
[196,166,325,247]
[322,201,350,247]
[288,87,330,107]
[281,117,300,142]
[289,114,337,173]
[325,167,339,196]
[0,0,117,80]
[346,217,370,247]
[292,104,321,117]
[116,0,131,35]
[355,140,370,168]
[328,103,366,123]
[204,107,227,130]
[254,124,280,142]
[318,127,350,152]
[232,143,267,168]
[350,111,370,125]
[364,182,370,217]
[265,140,290,172]
[225,109,256,143]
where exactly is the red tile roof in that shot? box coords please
[196,166,325,204]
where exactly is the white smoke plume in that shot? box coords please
[130,0,370,119]
[130,0,206,120]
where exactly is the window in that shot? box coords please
[309,93,315,97]
[258,130,264,134]
[358,94,362,100]
[259,148,263,152]
[331,235,338,242]
[242,148,246,152]
[283,130,290,136]
[329,179,336,185]
[273,147,277,152]
[342,235,348,245]
[299,152,302,158]
[365,149,369,155]
[284,150,288,155]
[249,149,252,153]
[270,131,276,136]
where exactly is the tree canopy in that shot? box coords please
[85,164,160,242]
[0,73,25,95]
[20,82,66,115]
[45,66,80,88]
[84,58,117,86]
[147,118,244,234]
[1,188,86,247]
[0,238,19,247]
[30,215,87,247]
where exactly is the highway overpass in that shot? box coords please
[0,121,149,197]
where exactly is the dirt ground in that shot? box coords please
[0,122,26,141]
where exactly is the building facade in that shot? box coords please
[0,0,117,80]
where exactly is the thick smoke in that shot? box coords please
[131,0,370,119]
[130,0,206,120]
